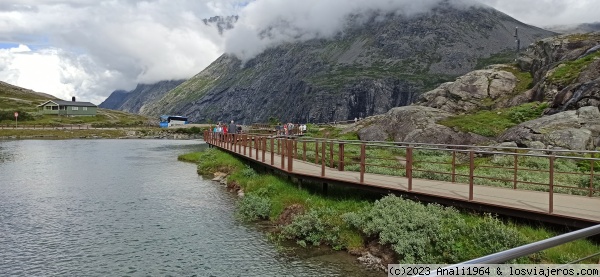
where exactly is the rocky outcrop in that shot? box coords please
[517,32,600,113]
[416,66,525,114]
[144,4,552,123]
[498,106,600,150]
[356,106,491,145]
[100,80,185,114]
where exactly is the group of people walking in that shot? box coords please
[275,123,307,136]
[212,120,241,135]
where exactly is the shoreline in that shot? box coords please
[0,128,204,140]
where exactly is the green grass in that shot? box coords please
[549,51,600,86]
[475,50,517,70]
[500,66,534,94]
[0,129,128,139]
[438,102,548,137]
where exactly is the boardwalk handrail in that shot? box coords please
[462,224,600,264]
[204,131,600,224]
[419,224,600,276]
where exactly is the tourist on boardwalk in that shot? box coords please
[228,120,237,135]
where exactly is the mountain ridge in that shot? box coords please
[142,4,553,123]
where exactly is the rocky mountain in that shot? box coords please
[99,80,185,114]
[143,3,553,123]
[202,15,238,34]
[354,32,600,150]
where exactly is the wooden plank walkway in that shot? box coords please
[208,138,600,227]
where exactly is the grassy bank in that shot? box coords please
[180,149,600,264]
[0,129,129,139]
[0,126,206,140]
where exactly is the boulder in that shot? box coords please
[357,106,492,145]
[415,67,519,114]
[498,106,600,150]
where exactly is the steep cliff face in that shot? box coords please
[517,32,600,114]
[99,80,185,114]
[144,4,552,123]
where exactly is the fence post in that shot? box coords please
[315,141,320,164]
[514,149,518,190]
[262,137,266,162]
[407,147,413,191]
[549,155,555,214]
[321,140,326,177]
[451,150,456,183]
[287,139,293,172]
[360,143,366,183]
[270,137,274,166]
[255,136,259,159]
[590,153,595,197]
[338,143,345,171]
[281,139,285,169]
[243,134,247,155]
[469,150,474,201]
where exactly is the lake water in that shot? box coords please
[0,139,382,276]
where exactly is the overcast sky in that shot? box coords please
[0,0,598,104]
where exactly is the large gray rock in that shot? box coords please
[357,106,491,145]
[498,106,600,150]
[415,67,520,113]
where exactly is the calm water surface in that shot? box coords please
[0,140,381,276]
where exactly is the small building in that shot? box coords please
[38,98,97,116]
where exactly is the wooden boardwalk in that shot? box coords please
[206,134,600,227]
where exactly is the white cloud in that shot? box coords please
[0,0,598,105]
[0,0,236,103]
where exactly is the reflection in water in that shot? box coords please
[0,140,382,276]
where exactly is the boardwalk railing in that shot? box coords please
[205,131,600,216]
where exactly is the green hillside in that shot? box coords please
[0,81,150,127]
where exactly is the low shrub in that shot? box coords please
[235,194,271,221]
[280,208,344,249]
[344,195,526,263]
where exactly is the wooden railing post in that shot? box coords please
[255,136,259,159]
[407,147,413,191]
[262,137,266,162]
[469,150,474,201]
[360,143,366,183]
[451,150,456,183]
[549,155,555,214]
[590,153,595,197]
[281,139,285,169]
[338,143,345,171]
[287,139,293,172]
[315,140,319,164]
[270,137,274,165]
[243,134,247,155]
[513,149,518,190]
[321,140,326,177]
